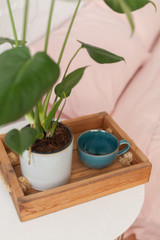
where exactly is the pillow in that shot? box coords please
[112,35,160,152]
[124,0,160,50]
[97,0,160,51]
[30,0,149,118]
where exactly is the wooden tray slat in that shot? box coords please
[63,112,106,134]
[0,140,24,217]
[18,163,150,222]
[0,112,151,221]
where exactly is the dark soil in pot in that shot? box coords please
[31,122,72,153]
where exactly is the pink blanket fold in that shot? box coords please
[112,36,160,240]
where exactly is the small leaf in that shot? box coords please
[44,98,63,133]
[78,41,124,64]
[0,46,60,126]
[5,127,37,155]
[103,0,156,13]
[55,67,87,98]
[0,37,26,46]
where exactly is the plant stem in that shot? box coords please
[6,0,19,47]
[57,0,81,65]
[53,95,58,104]
[44,97,63,134]
[62,46,82,79]
[35,105,44,139]
[22,0,29,46]
[119,0,134,35]
[42,92,52,120]
[41,0,55,124]
[50,93,67,137]
[44,0,55,53]
[43,0,81,113]
[25,109,35,125]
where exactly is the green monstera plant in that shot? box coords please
[0,0,155,155]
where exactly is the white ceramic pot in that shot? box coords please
[20,124,73,191]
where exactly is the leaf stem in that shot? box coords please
[57,0,81,65]
[50,93,67,137]
[44,97,63,134]
[53,95,58,104]
[42,0,55,121]
[6,0,19,47]
[43,0,81,114]
[35,105,44,140]
[44,0,55,53]
[62,46,82,79]
[119,0,134,35]
[42,93,52,120]
[22,0,29,46]
[25,109,35,125]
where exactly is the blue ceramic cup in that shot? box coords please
[77,130,130,169]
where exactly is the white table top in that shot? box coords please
[0,121,145,240]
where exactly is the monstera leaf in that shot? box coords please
[103,0,156,33]
[0,46,60,125]
[103,0,155,13]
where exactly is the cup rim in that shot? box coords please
[77,129,119,157]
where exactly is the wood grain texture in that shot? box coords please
[0,133,5,140]
[0,112,152,221]
[124,234,136,240]
[63,112,106,134]
[0,140,24,218]
[18,163,150,221]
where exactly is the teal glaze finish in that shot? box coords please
[117,140,130,156]
[77,130,130,169]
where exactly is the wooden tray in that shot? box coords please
[0,112,151,221]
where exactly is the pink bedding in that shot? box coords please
[112,35,160,240]
[96,0,160,51]
[30,0,149,116]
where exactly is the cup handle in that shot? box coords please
[117,140,130,156]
